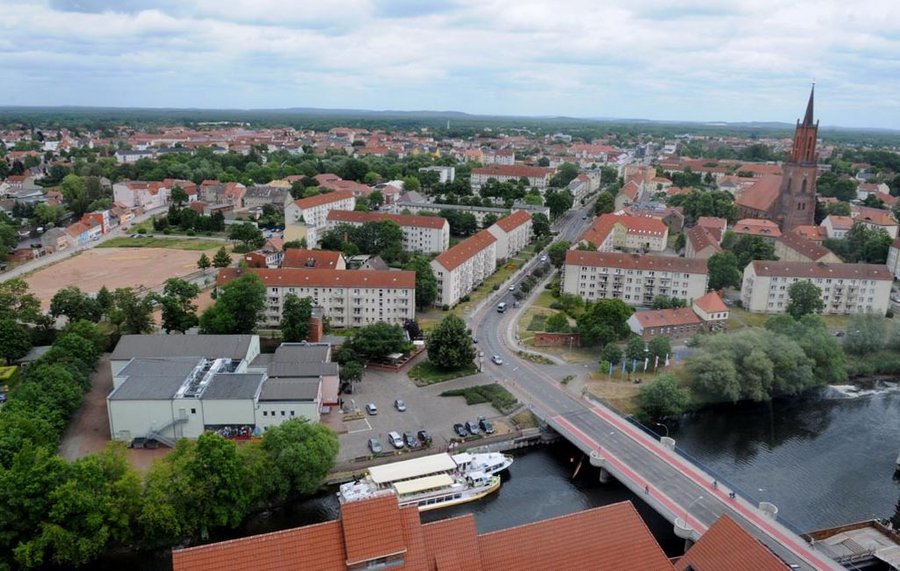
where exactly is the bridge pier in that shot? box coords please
[660,436,676,450]
[588,450,614,484]
[673,517,695,552]
[758,501,779,520]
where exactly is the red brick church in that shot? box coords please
[737,86,819,232]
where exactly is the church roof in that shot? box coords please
[803,84,815,127]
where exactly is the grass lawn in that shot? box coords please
[729,307,849,332]
[409,360,478,386]
[97,237,224,250]
[440,384,519,414]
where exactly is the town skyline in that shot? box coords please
[3,0,899,130]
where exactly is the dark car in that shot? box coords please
[417,430,432,446]
[368,438,383,454]
[453,423,468,438]
[479,417,495,434]
[403,431,419,448]
[465,420,481,435]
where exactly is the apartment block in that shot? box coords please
[431,230,498,307]
[284,190,355,246]
[562,250,708,306]
[470,165,555,192]
[740,260,892,315]
[577,214,669,252]
[326,209,450,254]
[486,210,532,261]
[217,267,415,329]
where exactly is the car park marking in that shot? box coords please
[347,418,373,434]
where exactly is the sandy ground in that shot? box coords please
[25,248,207,309]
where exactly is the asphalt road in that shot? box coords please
[469,202,840,570]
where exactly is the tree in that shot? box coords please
[404,256,438,309]
[687,351,741,403]
[59,174,90,216]
[347,322,409,362]
[601,343,623,366]
[339,361,363,385]
[636,374,691,422]
[0,278,43,324]
[786,281,824,320]
[545,189,574,219]
[108,288,155,335]
[49,286,103,324]
[824,222,892,264]
[228,222,264,251]
[544,312,571,333]
[197,252,211,273]
[62,319,109,354]
[816,172,858,202]
[547,240,571,268]
[427,314,475,370]
[594,192,614,215]
[481,213,499,229]
[170,186,189,207]
[32,203,63,227]
[730,235,777,268]
[200,272,266,334]
[825,201,851,216]
[281,294,313,342]
[576,299,633,346]
[667,190,738,224]
[843,313,887,355]
[212,247,232,268]
[647,336,671,361]
[158,278,201,334]
[531,212,551,237]
[625,336,647,363]
[95,285,113,315]
[260,419,339,499]
[707,251,742,290]
[0,319,31,364]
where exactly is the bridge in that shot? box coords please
[468,201,843,570]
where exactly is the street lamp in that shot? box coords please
[654,422,669,438]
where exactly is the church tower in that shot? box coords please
[773,85,818,232]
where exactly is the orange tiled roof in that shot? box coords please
[733,219,782,237]
[693,291,728,314]
[433,229,497,271]
[776,232,834,262]
[696,216,727,242]
[687,225,722,255]
[675,514,790,571]
[853,205,897,227]
[282,249,343,269]
[632,307,702,328]
[217,267,415,289]
[421,515,484,570]
[493,210,532,233]
[293,189,354,210]
[478,502,674,571]
[471,165,554,178]
[341,495,407,566]
[565,250,708,274]
[792,225,827,242]
[736,175,781,213]
[327,209,448,229]
[578,213,667,247]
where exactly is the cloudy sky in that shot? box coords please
[2,0,899,129]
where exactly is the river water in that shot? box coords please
[89,388,900,570]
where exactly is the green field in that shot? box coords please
[409,361,478,386]
[97,237,223,250]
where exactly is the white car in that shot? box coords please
[491,355,503,365]
[540,255,547,262]
[365,403,378,415]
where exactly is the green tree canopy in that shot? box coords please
[50,286,103,324]
[647,336,672,361]
[404,256,438,309]
[576,299,633,346]
[260,419,339,499]
[280,294,313,342]
[348,322,409,362]
[227,222,265,251]
[531,212,551,237]
[786,281,824,320]
[636,374,691,422]
[625,336,647,362]
[594,192,615,215]
[197,252,211,273]
[547,240,571,268]
[601,343,623,366]
[544,312,571,333]
[427,314,476,370]
[158,278,200,334]
[545,189,574,219]
[707,251,743,290]
[108,287,155,335]
[0,318,32,364]
[729,234,777,268]
[200,272,266,334]
[59,174,90,217]
[212,247,232,268]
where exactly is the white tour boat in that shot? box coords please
[338,451,513,511]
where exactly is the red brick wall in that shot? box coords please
[533,333,581,347]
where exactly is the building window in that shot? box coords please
[281,411,286,417]
[191,408,196,414]
[263,411,268,417]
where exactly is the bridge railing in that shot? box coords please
[586,394,808,536]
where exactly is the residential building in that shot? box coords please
[40,227,68,253]
[733,218,782,240]
[112,180,169,210]
[821,215,853,239]
[562,250,708,306]
[242,238,285,268]
[774,233,841,263]
[431,230,497,307]
[792,225,828,242]
[577,214,668,252]
[627,291,728,340]
[685,225,722,259]
[199,180,246,207]
[244,184,292,210]
[282,248,346,270]
[692,290,730,324]
[740,260,892,315]
[216,267,415,329]
[418,165,455,184]
[486,210,532,261]
[674,514,791,571]
[284,190,355,247]
[326,210,450,254]
[393,200,549,227]
[852,205,899,239]
[887,236,900,279]
[470,165,555,192]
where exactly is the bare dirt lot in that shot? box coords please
[25,247,207,308]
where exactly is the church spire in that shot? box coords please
[802,83,815,126]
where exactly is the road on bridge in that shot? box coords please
[470,201,841,571]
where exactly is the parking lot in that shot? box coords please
[335,365,508,463]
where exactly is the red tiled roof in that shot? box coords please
[792,225,827,242]
[493,210,532,233]
[824,215,853,230]
[578,214,667,247]
[341,495,407,565]
[478,502,674,571]
[853,205,897,227]
[433,229,496,272]
[620,179,642,200]
[471,165,555,178]
[565,250,708,274]
[675,514,789,571]
[776,233,835,262]
[733,219,782,237]
[422,515,484,570]
[327,209,448,229]
[696,217,727,242]
[632,307,702,328]
[687,225,722,255]
[749,260,892,281]
[293,189,354,210]
[217,267,415,289]
[693,291,728,314]
[736,175,781,212]
[282,249,343,269]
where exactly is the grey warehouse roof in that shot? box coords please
[108,357,201,401]
[111,335,256,361]
[201,373,265,400]
[259,378,321,401]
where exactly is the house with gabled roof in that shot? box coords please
[431,230,497,307]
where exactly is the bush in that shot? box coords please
[136,227,146,234]
[440,384,518,413]
[442,304,450,311]
[186,229,196,236]
[492,284,499,291]
[460,295,471,303]
[162,228,172,235]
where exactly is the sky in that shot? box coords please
[2,0,899,129]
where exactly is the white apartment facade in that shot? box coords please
[887,237,900,279]
[112,181,170,210]
[431,230,498,307]
[486,210,532,261]
[284,189,355,246]
[740,260,893,316]
[326,210,450,254]
[470,166,555,192]
[562,250,709,306]
[217,267,416,329]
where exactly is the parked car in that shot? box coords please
[403,431,419,448]
[491,355,503,365]
[368,438,383,454]
[465,420,481,435]
[394,399,407,412]
[540,255,547,262]
[453,423,468,438]
[508,285,516,291]
[365,403,378,415]
[417,430,433,446]
[479,417,495,434]
[388,431,404,449]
